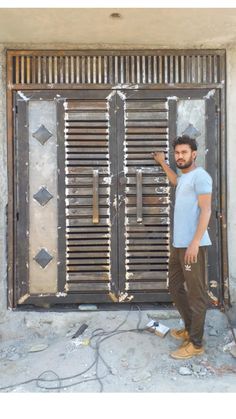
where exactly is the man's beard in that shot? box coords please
[176,158,194,169]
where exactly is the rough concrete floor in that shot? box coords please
[0,306,236,393]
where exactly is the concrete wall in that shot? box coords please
[0,43,236,314]
[0,45,7,315]
[1,9,236,47]
[226,47,236,304]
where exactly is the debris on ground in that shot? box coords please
[178,367,192,376]
[71,323,88,339]
[223,341,236,352]
[0,308,236,392]
[208,328,219,336]
[78,304,98,311]
[229,344,236,358]
[132,371,152,382]
[27,344,48,353]
[145,319,170,337]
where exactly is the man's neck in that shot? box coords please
[181,163,197,174]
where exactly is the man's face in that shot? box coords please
[174,144,197,169]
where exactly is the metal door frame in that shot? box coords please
[6,49,228,308]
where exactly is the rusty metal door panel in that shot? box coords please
[13,88,221,306]
[61,91,118,297]
[15,95,59,303]
[116,91,170,302]
[175,91,221,305]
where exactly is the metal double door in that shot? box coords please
[15,88,220,305]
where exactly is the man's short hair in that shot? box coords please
[172,135,198,151]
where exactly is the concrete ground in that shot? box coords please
[0,305,236,393]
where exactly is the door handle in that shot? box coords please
[92,169,99,224]
[136,169,143,223]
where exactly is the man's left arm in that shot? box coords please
[184,194,212,265]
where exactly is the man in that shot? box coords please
[152,135,212,359]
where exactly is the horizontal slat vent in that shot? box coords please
[124,99,170,293]
[64,99,111,293]
[10,52,223,85]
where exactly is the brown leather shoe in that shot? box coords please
[170,328,189,341]
[170,342,204,360]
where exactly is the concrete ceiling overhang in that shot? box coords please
[0,8,236,47]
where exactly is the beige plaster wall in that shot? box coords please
[0,46,7,315]
[226,47,236,303]
[0,9,236,48]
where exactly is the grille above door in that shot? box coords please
[8,50,225,87]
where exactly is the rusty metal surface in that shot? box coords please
[10,88,226,306]
[6,49,227,308]
[64,91,112,295]
[119,91,170,297]
[7,50,225,87]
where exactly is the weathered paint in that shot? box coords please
[0,45,234,308]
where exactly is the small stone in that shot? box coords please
[132,371,152,382]
[80,339,90,346]
[0,350,7,360]
[27,344,48,353]
[111,368,118,375]
[178,367,192,376]
[121,361,129,368]
[199,370,207,377]
[171,376,177,381]
[192,365,202,374]
[7,353,21,361]
[223,341,235,352]
[106,315,117,320]
[41,319,53,325]
[179,319,185,327]
[229,344,236,358]
[207,343,216,348]
[8,346,17,353]
[137,385,144,391]
[78,304,97,311]
[208,329,218,336]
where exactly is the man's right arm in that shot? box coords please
[152,151,177,186]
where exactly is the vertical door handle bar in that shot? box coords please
[136,169,143,223]
[92,169,99,224]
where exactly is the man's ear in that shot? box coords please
[192,151,197,161]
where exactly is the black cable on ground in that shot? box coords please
[0,304,147,392]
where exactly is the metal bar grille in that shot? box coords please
[64,98,111,293]
[10,51,224,86]
[123,96,170,293]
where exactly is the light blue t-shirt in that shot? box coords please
[173,167,212,248]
